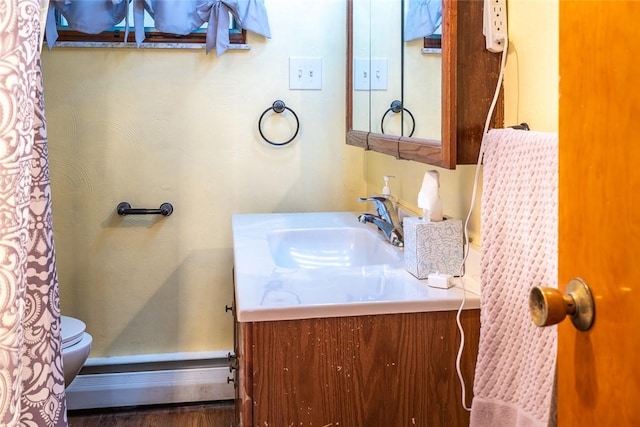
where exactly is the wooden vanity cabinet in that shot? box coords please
[233,309,480,426]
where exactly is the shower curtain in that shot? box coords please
[0,0,68,426]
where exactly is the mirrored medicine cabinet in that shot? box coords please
[345,0,504,168]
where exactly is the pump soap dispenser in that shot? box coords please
[382,175,394,197]
[381,175,397,205]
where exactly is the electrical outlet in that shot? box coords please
[483,0,507,53]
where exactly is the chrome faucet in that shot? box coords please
[357,196,404,247]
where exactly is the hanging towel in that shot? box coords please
[470,128,558,427]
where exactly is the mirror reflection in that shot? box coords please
[370,0,402,136]
[351,0,372,133]
[352,0,443,140]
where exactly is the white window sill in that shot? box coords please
[422,47,442,55]
[49,41,251,50]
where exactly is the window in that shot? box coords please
[49,6,247,47]
[423,35,442,53]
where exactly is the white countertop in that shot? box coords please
[232,212,480,322]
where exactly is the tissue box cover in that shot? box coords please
[404,216,463,279]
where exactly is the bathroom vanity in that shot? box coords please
[232,309,479,426]
[230,212,481,426]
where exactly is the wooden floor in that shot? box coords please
[67,401,235,427]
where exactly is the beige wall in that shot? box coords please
[42,0,362,357]
[365,0,559,245]
[503,0,558,132]
[42,0,559,358]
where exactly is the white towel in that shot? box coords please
[470,129,558,427]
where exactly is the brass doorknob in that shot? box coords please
[529,278,595,331]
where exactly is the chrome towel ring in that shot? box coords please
[258,100,300,146]
[380,100,416,138]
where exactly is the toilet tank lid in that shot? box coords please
[61,316,86,348]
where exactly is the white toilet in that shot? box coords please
[61,316,92,387]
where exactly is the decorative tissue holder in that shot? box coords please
[403,216,464,279]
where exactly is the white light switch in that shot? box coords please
[289,57,322,90]
[354,58,370,91]
[370,58,388,91]
[354,58,387,91]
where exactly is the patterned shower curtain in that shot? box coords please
[0,1,68,426]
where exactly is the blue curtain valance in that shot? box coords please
[46,0,271,55]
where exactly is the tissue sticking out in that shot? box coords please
[417,170,443,222]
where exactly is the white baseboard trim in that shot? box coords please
[66,366,235,410]
[83,350,231,367]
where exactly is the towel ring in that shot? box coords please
[258,100,300,146]
[381,100,415,137]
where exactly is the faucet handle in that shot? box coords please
[358,196,394,221]
[358,196,385,210]
[357,196,388,207]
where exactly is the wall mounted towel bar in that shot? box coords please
[258,100,300,146]
[381,100,415,137]
[508,122,530,130]
[117,202,174,216]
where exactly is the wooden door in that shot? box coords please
[558,1,640,425]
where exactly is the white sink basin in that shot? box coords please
[231,212,480,322]
[267,227,402,269]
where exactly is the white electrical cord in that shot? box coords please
[455,35,509,412]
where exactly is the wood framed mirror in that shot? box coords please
[346,0,504,169]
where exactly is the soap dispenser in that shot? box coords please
[381,175,397,206]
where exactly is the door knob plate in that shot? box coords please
[566,278,595,331]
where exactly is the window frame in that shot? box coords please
[423,35,442,50]
[52,28,247,45]
[49,8,247,47]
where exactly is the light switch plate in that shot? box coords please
[289,57,322,90]
[354,58,370,91]
[370,58,388,90]
[354,58,387,91]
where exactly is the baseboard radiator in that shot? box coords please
[65,351,235,410]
